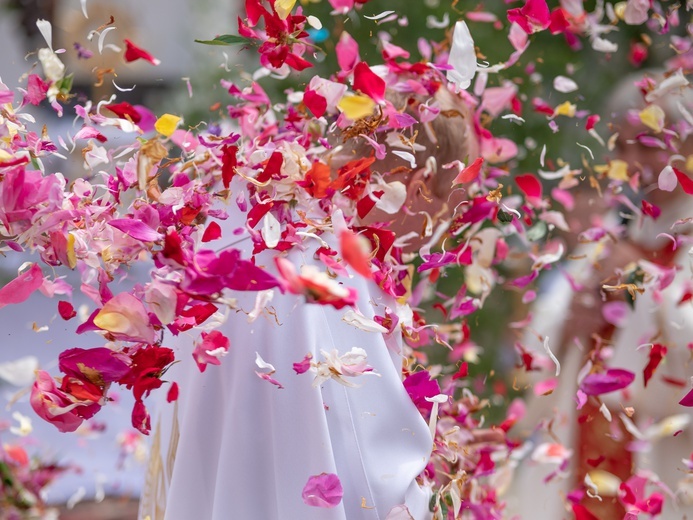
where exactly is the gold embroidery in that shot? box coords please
[140,419,165,520]
[140,403,180,520]
[166,401,180,483]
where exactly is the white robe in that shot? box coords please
[140,212,433,519]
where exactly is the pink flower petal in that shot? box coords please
[0,263,43,310]
[579,368,635,396]
[602,301,629,327]
[108,218,163,242]
[335,31,359,74]
[301,473,343,508]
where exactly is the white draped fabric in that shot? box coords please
[140,220,433,519]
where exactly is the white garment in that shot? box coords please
[140,234,433,519]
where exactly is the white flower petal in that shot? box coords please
[447,21,476,90]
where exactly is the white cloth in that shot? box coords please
[140,229,433,519]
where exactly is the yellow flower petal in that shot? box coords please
[337,95,376,120]
[66,232,77,269]
[686,154,693,173]
[154,113,182,137]
[93,310,131,334]
[275,0,297,19]
[553,101,576,118]
[639,104,665,133]
[587,470,621,497]
[606,159,629,181]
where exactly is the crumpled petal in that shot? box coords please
[301,473,343,508]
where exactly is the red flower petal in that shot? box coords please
[572,504,599,520]
[202,221,222,242]
[58,300,77,320]
[641,199,661,220]
[245,0,266,26]
[123,39,161,66]
[340,230,372,279]
[167,382,179,402]
[104,101,142,124]
[454,157,484,184]
[585,114,600,130]
[507,0,550,34]
[548,8,569,34]
[643,344,667,387]
[256,151,284,183]
[353,62,386,102]
[515,173,543,201]
[303,89,327,118]
[221,145,238,189]
[673,167,693,195]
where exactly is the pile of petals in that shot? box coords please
[1,0,693,517]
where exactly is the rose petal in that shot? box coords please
[301,473,343,508]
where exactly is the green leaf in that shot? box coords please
[194,34,254,46]
[497,209,513,223]
[56,73,74,95]
[526,221,548,242]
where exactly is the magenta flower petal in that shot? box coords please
[579,368,635,396]
[679,388,693,407]
[403,371,441,415]
[108,218,163,242]
[301,473,343,508]
[0,263,43,310]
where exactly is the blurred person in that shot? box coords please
[505,71,693,519]
[138,84,481,520]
